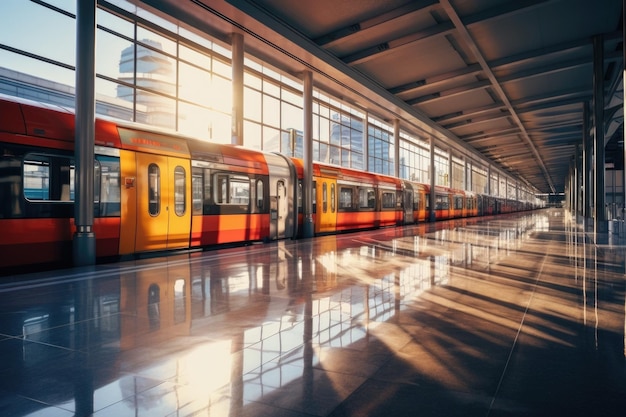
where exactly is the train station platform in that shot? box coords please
[0,208,625,417]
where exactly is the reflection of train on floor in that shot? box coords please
[0,94,537,274]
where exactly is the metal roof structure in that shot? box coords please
[140,0,624,194]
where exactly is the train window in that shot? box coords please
[330,183,336,212]
[297,181,302,212]
[95,156,121,217]
[339,187,353,210]
[312,183,316,213]
[215,174,250,206]
[454,196,463,210]
[435,194,449,210]
[174,166,186,216]
[148,164,160,216]
[414,193,421,211]
[381,191,396,209]
[322,182,327,213]
[192,169,203,215]
[23,154,74,202]
[359,188,375,209]
[256,179,264,210]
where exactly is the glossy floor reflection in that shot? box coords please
[0,208,625,416]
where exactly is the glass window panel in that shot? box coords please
[97,28,133,80]
[97,8,134,38]
[137,26,177,56]
[148,163,160,216]
[208,110,231,143]
[262,126,280,153]
[263,79,280,97]
[263,95,280,127]
[382,192,396,209]
[178,101,212,139]
[339,187,353,209]
[211,42,231,58]
[244,71,262,89]
[179,62,211,106]
[23,158,50,201]
[44,0,76,13]
[96,156,121,216]
[256,179,264,210]
[329,146,340,166]
[282,89,301,106]
[96,78,134,120]
[210,75,232,113]
[135,45,176,96]
[244,87,262,122]
[244,120,262,150]
[135,90,176,129]
[212,59,231,78]
[318,142,328,163]
[192,170,203,215]
[174,166,186,216]
[229,177,249,205]
[180,44,212,68]
[281,102,303,132]
[0,2,75,66]
[319,117,330,143]
[0,50,75,93]
[330,122,341,146]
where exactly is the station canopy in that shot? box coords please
[142,0,624,194]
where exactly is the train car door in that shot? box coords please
[403,186,414,225]
[316,178,337,234]
[135,153,191,252]
[270,180,288,239]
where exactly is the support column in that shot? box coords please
[429,138,436,222]
[73,0,97,267]
[363,116,369,171]
[393,119,400,178]
[231,32,244,146]
[623,3,626,223]
[302,71,314,238]
[593,34,606,227]
[583,102,592,219]
[464,158,469,191]
[447,150,452,188]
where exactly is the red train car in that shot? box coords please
[0,94,536,275]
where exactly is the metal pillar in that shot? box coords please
[363,116,369,171]
[623,1,626,223]
[582,102,591,219]
[429,138,436,222]
[593,34,606,226]
[231,32,244,146]
[302,71,314,238]
[73,0,97,267]
[393,119,400,178]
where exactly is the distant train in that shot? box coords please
[0,94,537,274]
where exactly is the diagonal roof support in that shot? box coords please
[439,0,556,193]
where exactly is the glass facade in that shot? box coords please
[0,0,529,196]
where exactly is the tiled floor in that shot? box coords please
[0,208,624,416]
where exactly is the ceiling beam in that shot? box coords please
[314,0,438,48]
[341,22,455,65]
[439,0,555,192]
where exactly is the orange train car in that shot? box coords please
[0,94,537,275]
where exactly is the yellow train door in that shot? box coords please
[316,178,337,234]
[135,153,191,252]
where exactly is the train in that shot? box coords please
[0,93,538,275]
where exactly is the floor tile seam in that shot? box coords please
[486,246,549,417]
